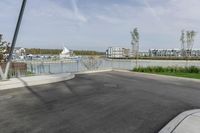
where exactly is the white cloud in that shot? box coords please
[96,15,124,24]
[29,0,87,23]
[71,0,87,22]
[1,0,200,50]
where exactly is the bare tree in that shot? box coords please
[131,28,139,57]
[186,30,197,56]
[180,30,197,57]
[190,30,197,50]
[131,28,140,67]
[180,30,186,57]
[186,31,191,56]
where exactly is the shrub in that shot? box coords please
[133,66,200,73]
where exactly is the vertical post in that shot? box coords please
[61,61,63,73]
[4,0,27,80]
[76,59,79,72]
[111,58,113,69]
[48,63,51,74]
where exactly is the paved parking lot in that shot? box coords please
[0,71,200,133]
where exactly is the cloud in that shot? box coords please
[29,0,87,23]
[71,0,87,22]
[1,0,200,50]
[96,15,124,24]
[142,0,161,22]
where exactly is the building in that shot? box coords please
[13,47,26,60]
[14,47,26,56]
[106,47,130,58]
[60,46,73,58]
[139,52,149,57]
[149,49,200,57]
[191,49,200,57]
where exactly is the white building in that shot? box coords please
[60,47,73,58]
[106,47,130,58]
[149,49,200,57]
[14,47,26,56]
[191,49,200,57]
[13,47,26,60]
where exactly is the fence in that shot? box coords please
[1,58,200,79]
[26,58,113,75]
[0,62,27,78]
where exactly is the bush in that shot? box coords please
[133,66,200,73]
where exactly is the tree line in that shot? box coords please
[73,50,104,55]
[25,48,104,56]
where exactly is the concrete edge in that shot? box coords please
[75,69,113,74]
[112,69,200,83]
[112,69,132,73]
[133,72,200,82]
[75,68,200,83]
[159,109,200,133]
[0,73,75,90]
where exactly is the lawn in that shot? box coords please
[147,72,200,79]
[133,66,200,79]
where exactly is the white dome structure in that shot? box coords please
[60,46,71,58]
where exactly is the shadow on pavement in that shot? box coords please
[17,78,48,105]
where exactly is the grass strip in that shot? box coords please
[133,66,200,79]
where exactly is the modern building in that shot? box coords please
[149,49,200,57]
[14,47,26,56]
[139,52,149,57]
[60,46,73,58]
[191,49,200,57]
[13,47,26,60]
[106,47,130,58]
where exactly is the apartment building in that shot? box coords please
[106,47,130,58]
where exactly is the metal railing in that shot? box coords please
[1,58,200,79]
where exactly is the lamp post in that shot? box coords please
[3,0,27,80]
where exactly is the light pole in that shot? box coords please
[4,0,27,80]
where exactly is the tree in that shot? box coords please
[131,28,140,67]
[0,34,9,63]
[0,34,10,79]
[180,30,197,57]
[180,30,186,57]
[131,28,140,57]
[190,30,196,50]
[186,30,197,56]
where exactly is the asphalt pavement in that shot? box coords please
[0,71,200,133]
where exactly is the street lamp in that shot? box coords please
[3,0,27,80]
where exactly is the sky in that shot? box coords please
[0,0,200,51]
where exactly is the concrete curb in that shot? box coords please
[0,73,75,90]
[112,69,200,83]
[76,69,200,83]
[131,71,200,83]
[159,109,200,133]
[75,69,113,74]
[112,69,132,73]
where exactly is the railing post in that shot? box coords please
[61,61,63,73]
[48,63,51,74]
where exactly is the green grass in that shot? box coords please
[146,72,200,79]
[133,66,200,79]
